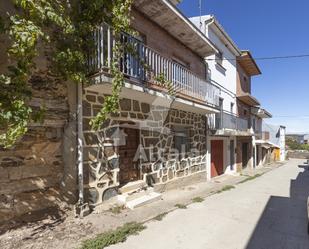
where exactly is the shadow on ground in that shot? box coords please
[0,206,67,236]
[246,161,309,249]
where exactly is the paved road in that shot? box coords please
[109,159,309,249]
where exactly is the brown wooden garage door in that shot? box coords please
[211,140,224,177]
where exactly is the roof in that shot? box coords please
[190,15,241,56]
[237,50,262,76]
[251,107,272,118]
[255,140,279,148]
[133,0,217,57]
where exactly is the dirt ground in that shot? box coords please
[0,162,285,249]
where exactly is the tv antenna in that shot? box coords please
[199,0,202,30]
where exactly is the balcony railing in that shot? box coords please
[88,23,220,107]
[208,112,249,132]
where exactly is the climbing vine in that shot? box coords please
[0,0,134,148]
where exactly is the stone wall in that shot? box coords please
[0,72,76,224]
[0,2,79,225]
[83,89,208,206]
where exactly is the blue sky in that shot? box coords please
[179,0,309,133]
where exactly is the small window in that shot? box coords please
[230,103,234,114]
[215,51,223,65]
[205,62,211,81]
[244,110,247,116]
[173,126,190,158]
[243,76,247,82]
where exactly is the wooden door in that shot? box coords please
[118,128,140,184]
[211,140,224,177]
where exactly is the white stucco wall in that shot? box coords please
[190,16,238,115]
[279,126,286,161]
[191,16,239,179]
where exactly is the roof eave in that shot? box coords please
[133,0,218,57]
[237,51,262,76]
[206,16,241,56]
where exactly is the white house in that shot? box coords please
[190,15,247,179]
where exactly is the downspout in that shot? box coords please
[76,82,89,217]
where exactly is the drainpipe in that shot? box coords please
[76,82,89,217]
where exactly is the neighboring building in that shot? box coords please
[252,107,273,166]
[258,123,286,164]
[286,134,307,144]
[236,51,263,171]
[304,135,309,144]
[190,15,277,175]
[279,126,286,161]
[190,15,246,179]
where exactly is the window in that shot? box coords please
[252,117,256,131]
[230,103,234,114]
[244,110,247,116]
[205,62,211,81]
[215,51,223,65]
[173,126,190,157]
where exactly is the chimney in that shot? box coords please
[169,0,183,5]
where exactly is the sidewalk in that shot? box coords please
[0,161,286,249]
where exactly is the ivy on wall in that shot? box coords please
[0,0,133,148]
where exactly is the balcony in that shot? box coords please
[88,24,220,109]
[208,112,252,136]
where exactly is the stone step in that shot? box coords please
[119,180,147,194]
[118,187,154,203]
[125,192,162,210]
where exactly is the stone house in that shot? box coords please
[83,1,220,209]
[0,0,221,221]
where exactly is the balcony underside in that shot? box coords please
[89,73,220,115]
[133,0,216,57]
[210,129,254,137]
[237,94,260,107]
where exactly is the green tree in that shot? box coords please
[0,0,133,148]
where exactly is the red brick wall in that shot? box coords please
[236,62,252,96]
[131,9,206,79]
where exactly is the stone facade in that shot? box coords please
[0,72,75,223]
[83,89,208,206]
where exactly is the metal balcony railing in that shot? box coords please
[208,112,249,132]
[88,23,220,107]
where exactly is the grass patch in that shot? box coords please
[239,173,262,184]
[109,205,124,214]
[192,197,204,203]
[175,203,187,209]
[216,185,235,194]
[153,212,168,221]
[80,222,146,249]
